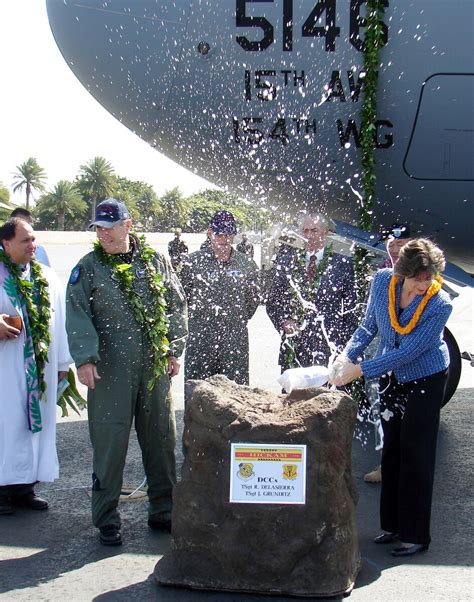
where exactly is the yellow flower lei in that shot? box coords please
[389,274,443,335]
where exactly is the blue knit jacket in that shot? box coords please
[344,269,452,382]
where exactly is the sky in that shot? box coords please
[0,1,213,206]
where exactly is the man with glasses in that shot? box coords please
[266,213,357,373]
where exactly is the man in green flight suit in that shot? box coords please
[66,199,187,546]
[179,210,260,396]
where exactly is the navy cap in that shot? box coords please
[209,210,237,235]
[381,223,411,240]
[89,198,130,229]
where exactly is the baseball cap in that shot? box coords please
[209,210,237,235]
[381,223,411,240]
[88,198,130,229]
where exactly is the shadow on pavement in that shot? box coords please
[0,392,472,599]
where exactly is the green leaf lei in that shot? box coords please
[93,234,170,390]
[0,248,51,398]
[284,245,333,369]
[355,0,386,307]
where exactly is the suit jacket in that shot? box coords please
[266,245,357,368]
[344,269,452,382]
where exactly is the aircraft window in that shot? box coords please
[404,74,474,181]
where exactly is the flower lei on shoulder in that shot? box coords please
[0,248,51,398]
[389,274,443,335]
[93,234,169,390]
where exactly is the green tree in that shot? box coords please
[185,191,222,232]
[12,157,47,210]
[110,175,161,231]
[35,180,87,230]
[156,187,187,231]
[185,188,270,233]
[0,182,13,221]
[77,156,115,220]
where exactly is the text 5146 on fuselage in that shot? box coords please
[46,0,474,274]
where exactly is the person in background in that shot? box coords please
[168,228,188,271]
[179,210,260,395]
[364,223,413,484]
[66,198,188,546]
[380,223,412,267]
[0,218,71,515]
[329,239,451,557]
[266,212,357,372]
[10,208,51,267]
[236,233,254,258]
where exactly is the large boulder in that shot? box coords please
[155,375,360,597]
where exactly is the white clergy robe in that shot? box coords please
[0,264,72,485]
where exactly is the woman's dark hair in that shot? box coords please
[394,238,445,278]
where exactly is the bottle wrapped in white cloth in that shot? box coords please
[278,365,329,393]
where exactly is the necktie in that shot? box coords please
[307,255,317,282]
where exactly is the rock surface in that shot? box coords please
[154,375,360,597]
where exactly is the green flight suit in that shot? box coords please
[66,235,187,529]
[179,247,260,391]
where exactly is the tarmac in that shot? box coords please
[0,234,473,601]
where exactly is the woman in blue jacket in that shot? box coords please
[330,239,452,557]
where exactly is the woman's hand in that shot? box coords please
[328,355,362,386]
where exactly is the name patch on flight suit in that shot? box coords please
[228,270,243,278]
[69,265,81,284]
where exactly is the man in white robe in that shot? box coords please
[0,218,71,515]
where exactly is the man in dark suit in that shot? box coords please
[266,213,357,371]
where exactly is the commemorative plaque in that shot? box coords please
[230,443,306,504]
[155,375,360,598]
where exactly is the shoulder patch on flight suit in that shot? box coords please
[69,265,81,284]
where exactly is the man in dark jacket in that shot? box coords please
[266,213,357,371]
[236,233,254,258]
[66,199,188,546]
[179,210,260,391]
[168,228,188,270]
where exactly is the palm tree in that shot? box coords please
[39,180,86,230]
[157,187,187,230]
[78,156,115,220]
[0,181,14,220]
[12,157,47,210]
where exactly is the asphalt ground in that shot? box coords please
[0,233,473,601]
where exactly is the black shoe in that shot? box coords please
[391,543,428,557]
[148,518,172,532]
[12,492,48,510]
[0,496,14,515]
[99,525,123,546]
[374,531,399,544]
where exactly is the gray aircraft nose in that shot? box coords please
[46,0,189,142]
